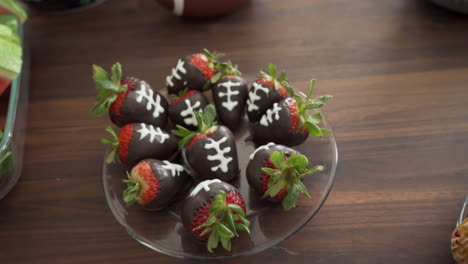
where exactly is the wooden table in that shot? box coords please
[1,0,468,262]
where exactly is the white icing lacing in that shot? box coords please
[249,142,276,160]
[247,82,269,112]
[260,103,282,126]
[205,137,233,173]
[136,124,169,144]
[189,179,221,197]
[218,80,241,111]
[161,160,184,177]
[180,99,201,126]
[135,83,165,118]
[166,59,187,87]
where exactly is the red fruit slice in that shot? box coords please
[109,79,136,115]
[170,90,197,105]
[285,98,307,132]
[117,124,133,164]
[260,159,287,200]
[0,76,11,95]
[187,133,211,149]
[257,77,289,97]
[132,161,160,205]
[190,53,215,81]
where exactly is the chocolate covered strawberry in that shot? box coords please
[247,143,324,210]
[168,89,209,130]
[212,61,248,130]
[91,63,168,127]
[246,64,292,122]
[252,80,333,146]
[123,159,191,211]
[166,49,225,94]
[101,123,178,167]
[172,105,239,182]
[182,179,250,252]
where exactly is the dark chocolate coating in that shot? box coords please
[110,77,168,128]
[186,126,239,182]
[181,180,238,239]
[212,76,248,131]
[143,159,191,211]
[166,55,208,94]
[126,123,179,166]
[252,98,309,147]
[246,144,302,195]
[247,81,285,123]
[168,91,209,130]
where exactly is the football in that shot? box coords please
[155,0,250,18]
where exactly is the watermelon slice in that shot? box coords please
[0,0,27,23]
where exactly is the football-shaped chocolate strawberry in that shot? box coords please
[182,179,250,252]
[123,159,191,211]
[169,89,209,130]
[212,62,248,131]
[166,49,225,94]
[172,105,239,182]
[247,143,324,210]
[246,64,292,123]
[91,63,168,128]
[101,123,178,167]
[252,80,333,146]
[154,0,249,19]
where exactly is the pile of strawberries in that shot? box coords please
[91,49,332,253]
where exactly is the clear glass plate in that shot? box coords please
[0,27,28,199]
[102,93,338,259]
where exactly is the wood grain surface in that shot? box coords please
[1,0,468,263]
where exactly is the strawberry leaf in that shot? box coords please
[306,79,316,101]
[307,112,323,124]
[204,104,216,127]
[207,232,220,253]
[292,155,309,172]
[91,63,127,116]
[199,226,213,237]
[261,167,280,175]
[269,151,285,168]
[296,181,311,199]
[235,223,250,234]
[101,126,119,163]
[210,72,223,84]
[220,236,232,251]
[282,188,299,210]
[263,180,286,198]
[122,172,141,207]
[215,222,233,239]
[226,213,238,236]
[227,204,245,217]
[321,128,331,134]
[305,122,324,137]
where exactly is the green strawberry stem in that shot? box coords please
[193,190,250,253]
[101,126,119,164]
[262,151,324,211]
[122,172,141,207]
[260,64,294,96]
[295,79,333,137]
[91,62,128,116]
[172,104,218,148]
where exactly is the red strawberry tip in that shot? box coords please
[192,190,250,253]
[169,89,197,105]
